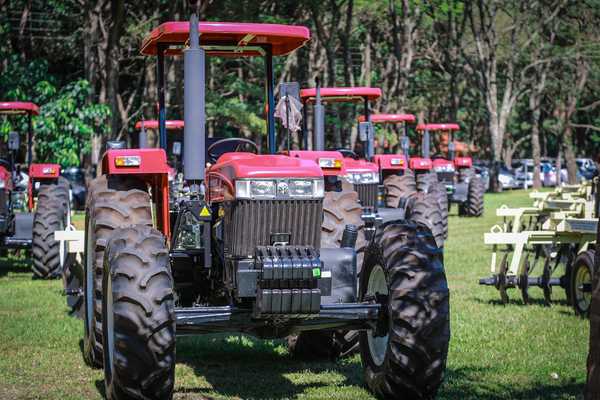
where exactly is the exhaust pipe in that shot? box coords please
[313,77,325,151]
[183,9,206,182]
[422,128,430,159]
[139,120,148,148]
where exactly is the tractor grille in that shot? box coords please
[224,199,323,258]
[354,183,378,208]
[436,171,455,185]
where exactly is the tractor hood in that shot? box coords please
[210,153,324,180]
[287,150,345,176]
[344,158,378,173]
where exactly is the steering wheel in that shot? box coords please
[337,148,359,160]
[0,158,11,170]
[207,138,259,163]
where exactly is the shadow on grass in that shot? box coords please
[0,255,32,277]
[176,334,363,399]
[441,367,583,399]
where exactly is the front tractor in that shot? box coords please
[81,15,450,400]
[419,123,484,217]
[0,102,69,278]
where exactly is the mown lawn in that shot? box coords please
[0,190,589,399]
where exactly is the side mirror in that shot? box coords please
[8,132,19,151]
[173,141,182,156]
[359,122,373,142]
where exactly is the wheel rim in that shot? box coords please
[575,263,592,313]
[84,216,94,336]
[106,272,115,381]
[366,264,388,367]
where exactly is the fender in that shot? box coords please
[287,150,345,176]
[454,156,473,169]
[409,157,433,171]
[28,163,61,211]
[373,154,408,172]
[101,148,171,238]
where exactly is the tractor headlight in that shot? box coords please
[318,158,342,169]
[235,179,324,199]
[345,172,378,184]
[0,180,5,189]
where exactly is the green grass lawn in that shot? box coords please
[0,190,589,399]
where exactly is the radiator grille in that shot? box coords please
[436,172,455,184]
[354,183,378,208]
[224,199,323,258]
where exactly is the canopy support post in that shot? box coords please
[158,44,167,151]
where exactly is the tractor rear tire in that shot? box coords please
[83,175,152,368]
[102,225,174,400]
[383,173,416,208]
[415,172,437,193]
[571,250,595,317]
[288,190,367,360]
[31,184,69,279]
[408,193,445,249]
[459,170,484,217]
[359,220,450,400]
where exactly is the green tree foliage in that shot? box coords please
[0,57,110,167]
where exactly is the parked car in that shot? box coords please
[61,167,87,210]
[498,166,518,190]
[542,162,557,187]
[515,161,545,188]
[577,158,598,180]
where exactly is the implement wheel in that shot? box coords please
[82,175,152,368]
[359,219,449,399]
[571,250,595,317]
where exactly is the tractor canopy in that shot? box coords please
[300,87,382,104]
[141,22,310,57]
[358,113,416,124]
[416,123,460,132]
[135,120,184,130]
[0,102,39,116]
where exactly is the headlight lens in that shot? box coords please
[345,172,378,184]
[319,158,342,169]
[235,179,324,199]
[0,180,5,189]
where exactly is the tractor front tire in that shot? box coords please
[83,175,152,368]
[408,193,445,249]
[359,220,450,400]
[31,184,69,279]
[459,169,484,217]
[102,225,175,400]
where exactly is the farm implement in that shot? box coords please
[479,180,597,315]
[70,11,450,400]
[0,101,70,279]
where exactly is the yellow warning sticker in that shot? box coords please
[200,206,211,217]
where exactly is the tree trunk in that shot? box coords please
[106,0,126,138]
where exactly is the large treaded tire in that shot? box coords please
[408,192,445,249]
[383,172,416,208]
[430,181,449,240]
[83,175,152,368]
[586,247,600,399]
[288,190,368,360]
[415,172,437,193]
[31,183,69,279]
[359,220,450,400]
[465,176,484,217]
[102,225,175,400]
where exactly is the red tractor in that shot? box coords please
[418,123,484,217]
[363,113,449,240]
[295,85,445,247]
[0,101,69,278]
[80,14,449,400]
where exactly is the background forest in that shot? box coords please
[1,0,599,187]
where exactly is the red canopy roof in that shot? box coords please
[0,101,40,115]
[416,123,460,131]
[300,87,382,103]
[358,113,416,124]
[135,120,184,130]
[141,22,310,57]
